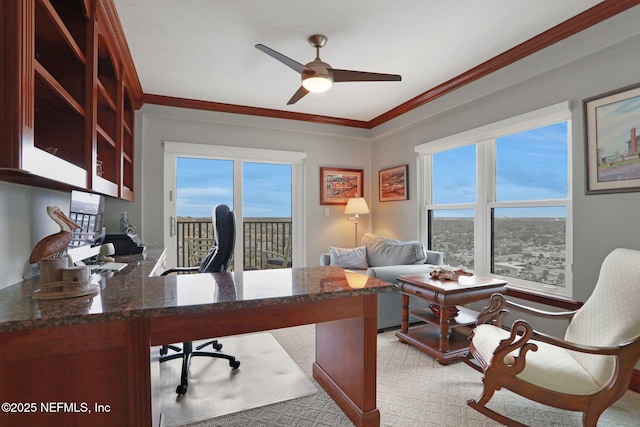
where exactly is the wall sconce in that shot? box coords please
[344,197,369,246]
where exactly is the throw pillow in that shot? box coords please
[361,233,427,266]
[329,246,368,269]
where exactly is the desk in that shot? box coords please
[395,273,507,364]
[0,249,392,427]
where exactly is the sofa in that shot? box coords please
[320,233,443,329]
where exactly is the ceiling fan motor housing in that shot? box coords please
[302,60,333,92]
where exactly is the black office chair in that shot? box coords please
[160,204,240,395]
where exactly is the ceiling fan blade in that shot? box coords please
[287,86,309,105]
[330,69,402,82]
[255,44,310,74]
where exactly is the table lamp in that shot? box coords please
[344,197,369,246]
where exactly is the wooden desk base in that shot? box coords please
[149,295,380,427]
[0,294,380,427]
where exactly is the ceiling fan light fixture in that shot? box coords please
[302,75,333,93]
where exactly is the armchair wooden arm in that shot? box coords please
[476,293,577,328]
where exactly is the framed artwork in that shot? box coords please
[320,167,364,205]
[379,165,408,202]
[584,83,640,194]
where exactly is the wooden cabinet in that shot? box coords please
[0,0,142,200]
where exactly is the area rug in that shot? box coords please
[159,333,317,427]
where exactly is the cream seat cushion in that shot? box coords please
[471,324,604,395]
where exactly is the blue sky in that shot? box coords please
[177,123,568,218]
[432,122,568,217]
[176,158,292,218]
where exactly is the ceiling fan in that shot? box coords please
[255,34,402,105]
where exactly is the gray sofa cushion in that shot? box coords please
[361,233,426,266]
[328,245,368,269]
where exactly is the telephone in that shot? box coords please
[102,233,145,255]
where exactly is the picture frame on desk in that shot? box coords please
[584,83,640,194]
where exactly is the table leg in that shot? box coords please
[314,294,380,427]
[438,305,452,353]
[400,293,409,333]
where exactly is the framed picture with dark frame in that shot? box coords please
[320,167,364,205]
[584,83,640,194]
[379,165,408,202]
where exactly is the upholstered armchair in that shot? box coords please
[466,248,640,427]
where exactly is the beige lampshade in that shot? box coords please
[344,198,370,215]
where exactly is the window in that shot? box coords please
[416,102,572,297]
[164,142,306,270]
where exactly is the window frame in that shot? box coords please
[415,102,573,298]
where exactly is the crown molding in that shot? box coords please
[142,0,640,129]
[143,94,370,129]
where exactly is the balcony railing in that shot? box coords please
[176,217,292,269]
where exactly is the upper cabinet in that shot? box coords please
[0,0,143,200]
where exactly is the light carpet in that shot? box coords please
[160,333,317,427]
[183,324,640,427]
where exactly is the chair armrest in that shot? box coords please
[319,253,330,266]
[262,250,285,258]
[477,293,577,327]
[424,250,443,266]
[161,266,199,276]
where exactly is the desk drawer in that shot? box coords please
[397,282,437,300]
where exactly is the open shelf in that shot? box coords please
[35,0,86,108]
[34,75,85,169]
[409,305,479,330]
[2,0,141,198]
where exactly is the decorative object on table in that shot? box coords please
[429,265,473,281]
[119,211,136,234]
[379,164,408,202]
[344,197,369,246]
[96,159,104,177]
[29,206,82,263]
[32,265,99,300]
[38,257,69,283]
[583,82,640,194]
[429,304,460,319]
[320,167,363,205]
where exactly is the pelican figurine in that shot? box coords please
[29,206,81,263]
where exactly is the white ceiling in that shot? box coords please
[112,0,603,122]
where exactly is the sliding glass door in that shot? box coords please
[163,142,305,270]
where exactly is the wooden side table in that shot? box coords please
[395,273,507,364]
